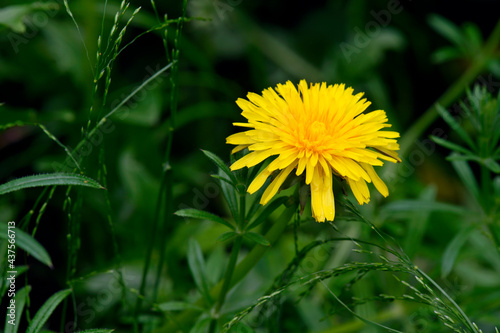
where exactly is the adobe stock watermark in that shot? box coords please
[213,0,243,22]
[340,0,411,63]
[7,0,63,54]
[51,63,169,173]
[63,271,136,332]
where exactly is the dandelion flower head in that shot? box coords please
[226,80,401,222]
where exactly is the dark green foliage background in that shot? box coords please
[0,0,499,332]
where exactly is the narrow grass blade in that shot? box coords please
[26,289,72,333]
[246,196,288,231]
[217,231,239,243]
[158,301,204,312]
[483,158,500,173]
[219,168,239,220]
[187,239,213,305]
[0,266,27,301]
[450,156,480,202]
[381,200,468,218]
[430,136,474,156]
[0,173,105,196]
[428,14,465,51]
[403,186,436,258]
[441,225,475,278]
[174,208,234,230]
[0,223,52,267]
[4,285,31,333]
[243,232,270,246]
[435,104,477,150]
[201,149,237,186]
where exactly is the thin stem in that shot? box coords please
[135,4,186,330]
[239,192,246,229]
[215,236,243,315]
[209,190,247,332]
[163,203,296,332]
[416,268,476,332]
[480,165,491,212]
[390,18,500,166]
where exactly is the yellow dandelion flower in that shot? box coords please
[226,80,401,222]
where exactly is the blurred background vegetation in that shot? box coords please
[0,0,500,332]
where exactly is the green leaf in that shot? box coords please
[4,285,31,333]
[441,225,475,278]
[494,176,500,200]
[462,22,483,50]
[431,46,462,64]
[174,208,234,230]
[428,14,465,51]
[380,200,468,218]
[430,136,474,156]
[26,289,72,333]
[0,223,53,267]
[450,156,480,203]
[0,173,105,196]
[1,266,28,300]
[218,167,239,221]
[403,186,436,259]
[447,155,500,173]
[158,301,204,312]
[246,196,288,231]
[210,174,236,188]
[187,239,213,304]
[483,158,500,173]
[217,231,239,243]
[435,104,477,150]
[243,232,270,246]
[189,315,212,333]
[201,150,237,186]
[0,3,59,33]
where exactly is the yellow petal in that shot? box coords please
[305,158,316,184]
[260,161,297,204]
[247,164,273,194]
[373,146,402,163]
[361,163,389,197]
[348,178,370,205]
[296,157,307,176]
[310,163,335,222]
[233,122,255,128]
[226,132,254,145]
[230,150,274,170]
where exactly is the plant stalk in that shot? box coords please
[385,18,500,179]
[161,204,296,332]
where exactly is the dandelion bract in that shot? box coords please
[227,80,401,222]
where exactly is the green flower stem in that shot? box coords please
[210,190,248,331]
[393,18,500,161]
[239,192,246,229]
[225,204,295,286]
[161,203,296,332]
[211,235,243,327]
[488,224,500,254]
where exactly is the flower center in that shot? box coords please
[310,121,326,137]
[294,120,328,154]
